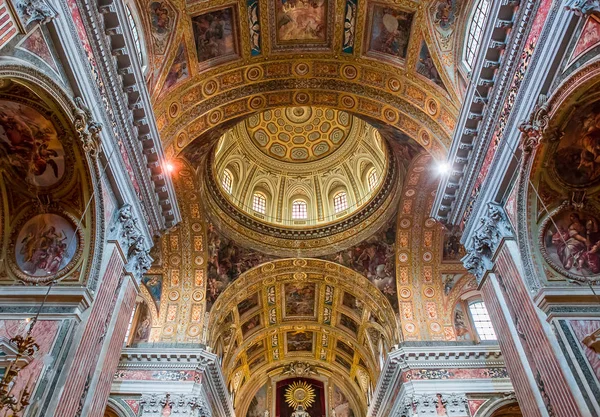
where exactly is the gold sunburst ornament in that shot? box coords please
[284,381,316,409]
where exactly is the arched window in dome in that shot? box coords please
[222,170,233,194]
[468,301,496,341]
[292,199,308,219]
[252,192,267,214]
[125,5,143,65]
[368,169,378,191]
[333,191,348,213]
[464,0,490,72]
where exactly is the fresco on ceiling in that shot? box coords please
[336,340,354,358]
[241,314,262,336]
[443,226,465,262]
[542,209,600,277]
[417,41,446,90]
[553,101,600,186]
[335,355,351,371]
[192,7,238,65]
[206,222,274,310]
[238,292,260,316]
[442,273,464,296]
[149,1,174,55]
[246,340,263,358]
[0,100,65,187]
[332,385,355,417]
[376,126,423,170]
[20,28,58,72]
[247,384,268,417]
[342,291,363,316]
[339,313,358,335]
[275,0,327,42]
[342,0,357,53]
[248,354,265,370]
[321,222,397,311]
[433,0,459,30]
[247,0,261,55]
[132,301,152,343]
[142,275,163,311]
[367,5,413,61]
[286,331,313,352]
[15,214,77,277]
[453,303,472,341]
[162,41,189,92]
[284,283,316,318]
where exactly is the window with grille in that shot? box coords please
[253,193,266,214]
[125,6,143,64]
[292,200,307,219]
[468,301,497,341]
[368,170,378,191]
[222,170,233,194]
[464,0,490,72]
[333,192,348,213]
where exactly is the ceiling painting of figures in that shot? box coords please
[0,100,65,188]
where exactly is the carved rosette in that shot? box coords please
[462,203,513,284]
[109,204,153,281]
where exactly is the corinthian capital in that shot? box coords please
[15,0,57,25]
[462,203,513,284]
[566,0,600,16]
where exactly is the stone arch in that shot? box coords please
[0,61,103,288]
[516,59,600,289]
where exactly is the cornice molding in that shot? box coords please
[431,0,536,224]
[368,344,506,417]
[76,0,180,231]
[117,347,234,417]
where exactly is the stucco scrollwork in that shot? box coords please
[73,97,103,158]
[14,0,57,25]
[109,204,153,280]
[518,95,551,154]
[462,203,513,284]
[280,361,319,377]
[565,0,600,16]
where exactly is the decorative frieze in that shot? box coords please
[462,203,513,284]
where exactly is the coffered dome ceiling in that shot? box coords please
[245,106,352,163]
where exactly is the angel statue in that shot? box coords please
[292,405,310,417]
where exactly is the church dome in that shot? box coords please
[212,106,389,228]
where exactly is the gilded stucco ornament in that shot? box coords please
[14,0,57,25]
[109,204,153,281]
[565,0,600,16]
[280,361,319,377]
[462,203,513,284]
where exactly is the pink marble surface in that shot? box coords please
[569,320,600,383]
[468,399,486,416]
[20,28,58,71]
[113,369,198,382]
[0,320,59,397]
[571,16,600,62]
